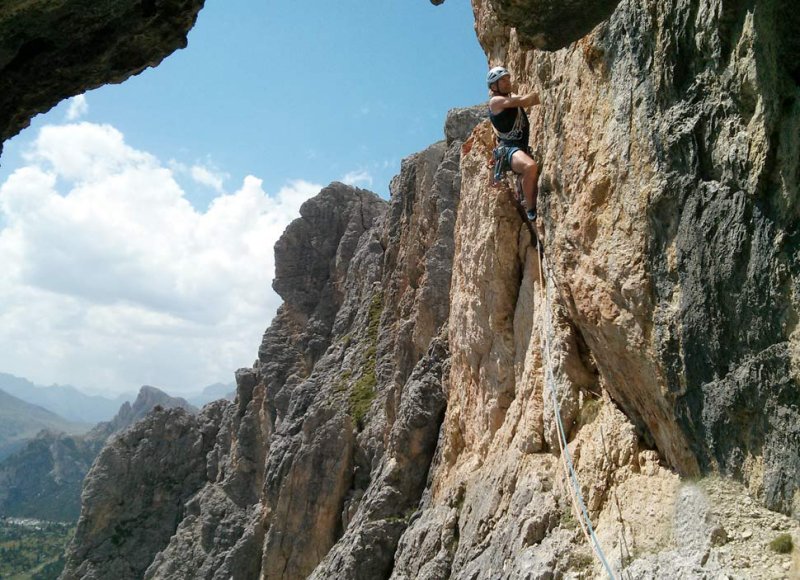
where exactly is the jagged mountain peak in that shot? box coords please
[88,384,196,442]
[132,385,195,414]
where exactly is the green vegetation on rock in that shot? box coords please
[0,518,74,580]
[334,370,352,393]
[560,505,579,531]
[350,368,377,429]
[769,533,793,554]
[348,292,383,430]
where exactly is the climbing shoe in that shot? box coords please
[526,208,537,221]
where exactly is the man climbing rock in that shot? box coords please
[487,66,540,221]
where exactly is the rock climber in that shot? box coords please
[487,66,540,221]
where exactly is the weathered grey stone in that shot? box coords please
[309,331,449,580]
[137,184,390,580]
[259,127,469,578]
[390,504,459,580]
[143,485,263,580]
[61,402,225,580]
[444,105,487,146]
[623,484,737,578]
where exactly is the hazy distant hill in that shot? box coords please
[0,373,132,424]
[0,372,233,422]
[0,431,102,522]
[0,389,89,461]
[187,381,235,407]
[0,385,197,522]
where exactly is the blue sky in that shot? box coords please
[2,0,487,204]
[0,0,487,397]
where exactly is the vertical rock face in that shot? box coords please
[392,0,799,577]
[0,0,206,154]
[136,184,390,580]
[479,0,800,513]
[58,107,485,579]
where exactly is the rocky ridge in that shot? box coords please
[61,401,224,580]
[55,111,484,578]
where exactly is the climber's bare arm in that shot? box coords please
[489,92,540,115]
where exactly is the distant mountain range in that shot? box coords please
[0,373,132,424]
[0,372,236,522]
[0,385,198,522]
[0,389,89,461]
[0,372,234,424]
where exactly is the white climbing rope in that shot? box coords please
[533,243,617,580]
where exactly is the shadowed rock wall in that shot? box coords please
[0,0,205,156]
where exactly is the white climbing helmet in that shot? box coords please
[486,66,510,87]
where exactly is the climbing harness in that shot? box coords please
[534,246,617,579]
[488,132,538,243]
[491,106,528,145]
[492,145,532,184]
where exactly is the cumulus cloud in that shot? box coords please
[341,169,374,188]
[0,122,321,395]
[65,95,89,121]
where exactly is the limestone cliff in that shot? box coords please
[53,113,482,578]
[61,402,224,580]
[2,0,799,577]
[393,0,800,577]
[470,0,800,512]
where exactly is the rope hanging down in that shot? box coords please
[533,244,617,579]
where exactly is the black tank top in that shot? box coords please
[488,105,529,148]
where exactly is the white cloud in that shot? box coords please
[190,164,227,193]
[0,122,322,395]
[341,169,373,188]
[65,95,89,121]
